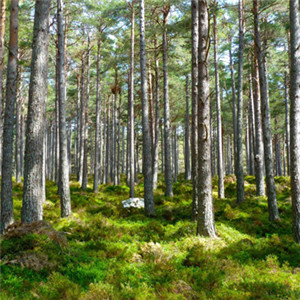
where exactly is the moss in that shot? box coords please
[2,176,300,299]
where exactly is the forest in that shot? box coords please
[0,0,300,298]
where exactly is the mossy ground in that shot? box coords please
[1,174,300,299]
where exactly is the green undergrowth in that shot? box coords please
[1,175,300,299]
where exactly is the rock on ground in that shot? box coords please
[122,198,144,209]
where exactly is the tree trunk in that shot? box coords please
[213,3,224,198]
[289,0,300,243]
[284,72,290,176]
[139,0,155,216]
[191,0,198,220]
[253,0,279,221]
[78,53,85,185]
[22,0,50,223]
[57,0,71,217]
[197,0,216,238]
[163,5,173,197]
[253,54,265,196]
[82,39,90,190]
[153,34,160,189]
[229,41,237,177]
[236,0,245,204]
[185,75,191,180]
[128,1,135,197]
[0,0,6,175]
[93,37,102,192]
[0,0,18,233]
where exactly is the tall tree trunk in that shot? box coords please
[289,0,300,243]
[78,53,85,185]
[22,0,50,223]
[93,36,102,192]
[163,5,173,197]
[139,0,155,216]
[248,75,255,176]
[213,2,224,198]
[236,0,245,204]
[253,54,265,196]
[0,0,6,175]
[1,0,18,233]
[15,89,23,184]
[105,96,110,184]
[284,72,290,176]
[253,0,279,221]
[191,0,198,220]
[153,34,160,189]
[128,1,135,197]
[185,75,191,180]
[197,0,216,238]
[57,0,71,217]
[82,39,90,189]
[229,41,237,177]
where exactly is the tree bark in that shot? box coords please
[229,40,237,177]
[57,0,71,217]
[289,0,300,243]
[213,3,224,199]
[1,0,18,233]
[185,75,191,180]
[128,1,135,197]
[284,72,290,176]
[139,0,155,216]
[163,5,173,197]
[252,55,265,196]
[153,34,160,189]
[82,39,90,190]
[197,0,216,238]
[253,0,279,221]
[0,0,7,175]
[22,0,50,223]
[236,0,245,204]
[191,0,198,220]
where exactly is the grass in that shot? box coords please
[0,174,300,299]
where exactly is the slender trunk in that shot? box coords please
[129,1,135,197]
[236,0,245,204]
[185,75,191,180]
[93,37,102,192]
[79,53,85,185]
[253,54,265,196]
[290,0,300,243]
[213,4,224,198]
[248,75,255,176]
[153,35,160,189]
[121,125,125,174]
[82,40,90,189]
[15,96,22,183]
[254,0,279,221]
[22,0,50,223]
[57,0,71,217]
[197,0,216,238]
[191,0,198,220]
[1,0,18,233]
[226,134,232,175]
[284,72,290,175]
[139,0,155,215]
[163,5,173,197]
[105,96,110,184]
[229,42,237,177]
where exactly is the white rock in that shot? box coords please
[122,198,145,209]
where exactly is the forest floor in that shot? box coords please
[1,174,300,299]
